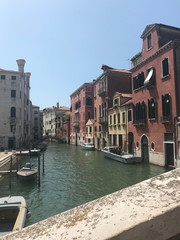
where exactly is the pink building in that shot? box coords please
[128,23,180,167]
[93,65,131,150]
[70,83,94,145]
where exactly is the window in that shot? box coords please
[11,76,16,80]
[147,34,152,49]
[113,114,116,125]
[11,90,16,98]
[133,72,145,90]
[118,113,120,123]
[161,94,171,122]
[109,115,112,125]
[128,110,132,122]
[114,98,119,106]
[1,75,6,79]
[148,98,156,119]
[94,108,96,120]
[122,112,125,123]
[75,101,81,110]
[86,97,92,106]
[10,107,16,117]
[10,125,16,133]
[134,101,146,125]
[162,58,169,77]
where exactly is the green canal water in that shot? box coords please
[0,143,171,227]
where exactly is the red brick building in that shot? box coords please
[70,83,94,145]
[93,65,131,150]
[129,24,180,167]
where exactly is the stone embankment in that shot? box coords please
[1,167,180,240]
[0,152,17,176]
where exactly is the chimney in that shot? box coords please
[16,59,26,73]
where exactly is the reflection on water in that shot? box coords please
[0,143,171,226]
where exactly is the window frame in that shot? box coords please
[147,34,152,50]
[162,57,170,79]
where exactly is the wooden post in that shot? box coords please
[9,156,12,189]
[16,155,19,176]
[20,150,22,168]
[38,155,40,187]
[42,151,45,174]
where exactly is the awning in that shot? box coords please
[144,68,154,87]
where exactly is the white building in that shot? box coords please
[31,104,42,144]
[43,104,69,140]
[0,59,31,150]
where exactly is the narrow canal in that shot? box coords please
[0,143,170,227]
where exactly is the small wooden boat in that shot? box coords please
[102,146,142,164]
[0,196,30,237]
[29,148,41,156]
[81,143,95,151]
[17,163,37,180]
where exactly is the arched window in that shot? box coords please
[11,107,16,117]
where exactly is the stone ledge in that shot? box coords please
[2,168,180,240]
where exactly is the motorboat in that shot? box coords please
[102,146,141,164]
[17,163,37,180]
[0,196,30,236]
[81,143,95,151]
[29,148,41,156]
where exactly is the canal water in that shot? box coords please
[0,143,170,227]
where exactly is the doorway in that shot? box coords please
[141,135,149,162]
[165,143,174,166]
[128,132,134,154]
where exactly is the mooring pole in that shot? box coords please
[9,156,12,189]
[42,151,45,174]
[16,155,19,174]
[38,155,40,187]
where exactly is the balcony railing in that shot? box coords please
[99,116,107,124]
[9,117,16,124]
[73,121,79,127]
[98,88,106,97]
[160,115,171,124]
[133,119,146,126]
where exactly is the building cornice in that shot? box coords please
[131,40,180,72]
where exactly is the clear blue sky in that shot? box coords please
[0,0,179,109]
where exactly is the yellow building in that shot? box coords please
[85,119,94,144]
[108,92,132,151]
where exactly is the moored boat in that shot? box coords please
[102,146,141,164]
[81,143,95,151]
[17,163,37,180]
[29,148,41,156]
[0,196,30,237]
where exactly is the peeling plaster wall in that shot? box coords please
[2,168,180,240]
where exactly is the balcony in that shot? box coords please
[160,115,171,124]
[99,116,107,124]
[9,117,16,124]
[73,121,79,127]
[133,119,146,126]
[98,88,106,97]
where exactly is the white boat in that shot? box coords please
[29,148,41,156]
[17,163,37,180]
[102,146,142,164]
[0,196,30,237]
[81,143,95,151]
